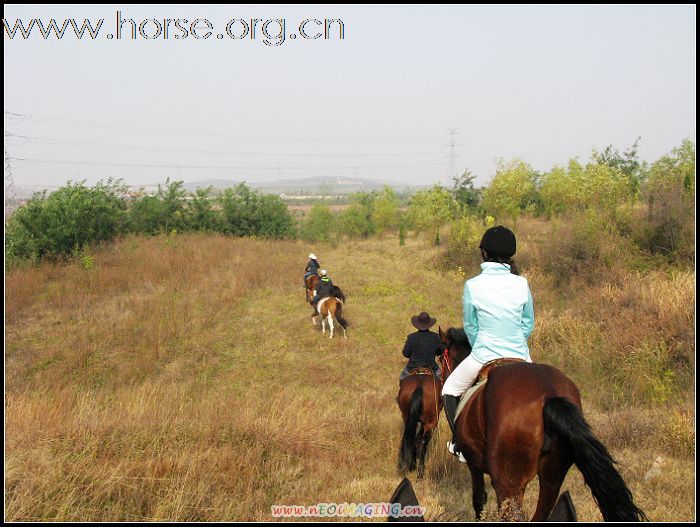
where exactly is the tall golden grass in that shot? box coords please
[5,228,695,521]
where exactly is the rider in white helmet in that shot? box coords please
[311,269,333,313]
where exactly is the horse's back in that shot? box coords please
[482,363,581,459]
[488,363,581,408]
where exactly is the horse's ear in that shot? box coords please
[438,326,449,345]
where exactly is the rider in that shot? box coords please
[400,311,443,383]
[442,225,535,463]
[310,269,333,313]
[304,253,320,284]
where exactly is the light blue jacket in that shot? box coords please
[463,262,534,364]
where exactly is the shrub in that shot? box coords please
[300,204,334,242]
[6,178,127,262]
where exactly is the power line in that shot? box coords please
[4,132,445,159]
[8,155,446,172]
[4,110,446,145]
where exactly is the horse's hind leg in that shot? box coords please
[469,466,487,520]
[410,423,422,473]
[490,457,536,521]
[531,444,572,521]
[417,428,432,479]
[328,313,334,338]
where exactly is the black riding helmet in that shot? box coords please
[479,225,516,258]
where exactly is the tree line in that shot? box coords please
[5,139,694,265]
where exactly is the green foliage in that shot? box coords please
[81,253,96,271]
[336,203,373,239]
[539,158,636,219]
[447,214,486,262]
[398,221,406,246]
[371,186,400,234]
[219,183,294,239]
[300,204,334,242]
[451,169,481,210]
[6,178,127,261]
[185,187,220,232]
[481,160,537,226]
[593,136,643,195]
[638,139,695,260]
[407,185,457,245]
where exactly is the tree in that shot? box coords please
[336,203,373,239]
[219,183,294,238]
[372,186,400,235]
[6,178,127,261]
[300,204,334,242]
[593,136,643,196]
[452,169,481,210]
[185,186,219,231]
[481,160,537,227]
[407,185,457,245]
[156,178,187,233]
[641,139,695,258]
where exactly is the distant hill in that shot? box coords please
[182,176,429,195]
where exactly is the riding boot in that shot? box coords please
[442,394,460,442]
[443,395,467,463]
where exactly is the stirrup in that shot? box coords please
[447,441,467,463]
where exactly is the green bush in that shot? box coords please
[300,204,334,242]
[6,178,127,262]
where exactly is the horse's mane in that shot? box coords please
[331,285,346,302]
[448,327,471,350]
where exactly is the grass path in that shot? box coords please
[5,234,694,521]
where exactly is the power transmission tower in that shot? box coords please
[446,128,460,183]
[5,146,17,220]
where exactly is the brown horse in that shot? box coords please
[304,274,319,304]
[311,286,348,338]
[439,326,647,522]
[396,366,443,478]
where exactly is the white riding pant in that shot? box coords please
[442,354,533,397]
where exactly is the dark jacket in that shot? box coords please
[312,277,334,302]
[305,259,320,275]
[402,330,443,370]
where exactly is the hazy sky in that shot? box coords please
[3,4,696,188]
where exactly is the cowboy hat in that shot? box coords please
[411,311,436,331]
[308,253,317,259]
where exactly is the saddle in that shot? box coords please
[456,358,526,418]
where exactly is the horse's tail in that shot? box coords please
[543,397,647,522]
[332,286,346,303]
[400,386,423,472]
[334,301,349,330]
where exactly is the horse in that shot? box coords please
[396,364,443,478]
[311,286,348,339]
[438,326,647,522]
[304,273,319,304]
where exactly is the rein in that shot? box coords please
[442,347,452,383]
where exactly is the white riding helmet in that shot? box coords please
[308,253,317,260]
[319,269,328,277]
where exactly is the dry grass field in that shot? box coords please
[4,227,695,521]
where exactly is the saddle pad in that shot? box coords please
[456,377,487,418]
[317,296,342,312]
